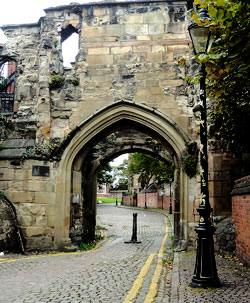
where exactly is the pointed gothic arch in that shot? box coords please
[54,100,193,249]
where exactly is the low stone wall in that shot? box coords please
[0,159,56,251]
[231,176,250,265]
[214,216,235,254]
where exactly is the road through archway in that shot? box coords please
[0,204,173,303]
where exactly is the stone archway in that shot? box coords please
[54,100,191,249]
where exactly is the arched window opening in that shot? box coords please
[0,59,16,115]
[61,25,79,68]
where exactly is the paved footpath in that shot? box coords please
[0,204,174,303]
[1,204,249,303]
[171,250,250,303]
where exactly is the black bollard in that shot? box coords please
[124,213,141,244]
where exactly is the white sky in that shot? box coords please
[0,0,99,43]
[110,154,128,166]
[0,1,98,66]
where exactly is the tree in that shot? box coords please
[97,163,113,185]
[112,159,129,190]
[192,0,250,155]
[128,153,174,189]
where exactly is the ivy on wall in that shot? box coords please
[192,0,250,156]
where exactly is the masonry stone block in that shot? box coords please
[111,47,132,54]
[93,8,106,16]
[47,215,56,227]
[87,55,113,65]
[149,24,164,35]
[88,47,110,55]
[125,24,148,36]
[144,12,170,24]
[133,45,151,53]
[6,191,34,203]
[146,52,163,62]
[122,14,143,24]
[82,26,106,38]
[0,168,14,181]
[19,215,33,227]
[137,35,151,41]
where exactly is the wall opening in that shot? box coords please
[0,59,17,115]
[61,25,79,68]
[70,126,177,245]
[54,101,191,250]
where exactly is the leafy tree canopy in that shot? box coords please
[192,0,250,155]
[128,153,174,189]
[112,159,129,190]
[97,163,113,185]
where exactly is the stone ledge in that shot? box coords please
[231,175,250,195]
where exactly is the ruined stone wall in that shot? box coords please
[0,159,57,250]
[0,1,205,251]
[1,1,196,143]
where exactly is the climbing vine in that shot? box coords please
[21,139,63,159]
[191,0,250,155]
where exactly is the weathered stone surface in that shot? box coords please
[0,1,229,253]
[214,216,236,254]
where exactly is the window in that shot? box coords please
[0,59,16,115]
[61,25,79,68]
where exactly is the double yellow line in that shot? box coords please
[0,235,109,264]
[124,222,169,303]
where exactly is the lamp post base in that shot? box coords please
[190,214,222,289]
[190,276,221,289]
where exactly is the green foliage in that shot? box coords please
[22,139,62,159]
[182,154,197,178]
[71,77,80,86]
[128,153,174,189]
[49,74,64,89]
[0,75,7,92]
[112,159,129,190]
[79,234,104,251]
[192,0,250,155]
[97,197,122,203]
[0,191,5,200]
[97,163,114,185]
[0,117,17,148]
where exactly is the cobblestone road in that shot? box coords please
[171,251,250,303]
[0,204,173,303]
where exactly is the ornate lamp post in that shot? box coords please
[188,8,221,288]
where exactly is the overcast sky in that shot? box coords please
[0,0,99,43]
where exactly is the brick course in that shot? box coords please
[232,176,250,265]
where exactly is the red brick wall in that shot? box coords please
[158,196,170,210]
[122,195,133,206]
[122,193,172,210]
[232,177,250,265]
[138,193,158,208]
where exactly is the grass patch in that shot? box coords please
[96,225,107,231]
[79,234,104,251]
[97,197,122,203]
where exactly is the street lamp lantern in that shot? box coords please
[188,7,221,289]
[188,8,213,55]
